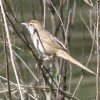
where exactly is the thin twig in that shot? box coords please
[1,15,12,100]
[48,0,65,33]
[14,51,39,82]
[72,10,96,97]
[65,9,71,46]
[83,0,96,9]
[0,1,24,100]
[43,0,46,28]
[96,0,99,100]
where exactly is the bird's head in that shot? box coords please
[21,20,43,35]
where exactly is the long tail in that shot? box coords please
[56,49,95,75]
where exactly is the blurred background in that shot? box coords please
[0,0,99,100]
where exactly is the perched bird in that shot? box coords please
[21,20,95,75]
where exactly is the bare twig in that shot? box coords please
[80,13,94,41]
[84,0,95,8]
[48,0,65,33]
[0,0,24,100]
[43,0,46,28]
[1,15,12,100]
[95,0,99,100]
[14,51,39,82]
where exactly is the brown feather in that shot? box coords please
[56,49,96,75]
[39,29,67,51]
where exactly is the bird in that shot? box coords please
[21,20,95,75]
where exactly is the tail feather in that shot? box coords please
[56,49,95,75]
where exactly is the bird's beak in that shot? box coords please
[21,22,28,26]
[21,23,29,29]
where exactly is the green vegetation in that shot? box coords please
[0,0,99,100]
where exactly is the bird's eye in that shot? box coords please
[29,23,33,26]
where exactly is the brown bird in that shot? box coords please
[21,20,95,75]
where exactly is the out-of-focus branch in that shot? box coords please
[0,0,24,100]
[83,0,95,8]
[95,0,99,100]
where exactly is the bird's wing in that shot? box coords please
[39,29,67,51]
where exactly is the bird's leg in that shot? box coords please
[41,55,54,74]
[43,55,54,68]
[43,55,54,61]
[35,54,44,69]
